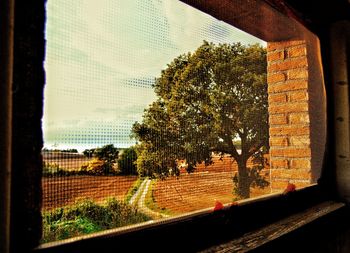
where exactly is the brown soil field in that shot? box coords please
[42,175,137,211]
[153,156,271,214]
[153,171,271,214]
[41,154,271,214]
[153,172,236,214]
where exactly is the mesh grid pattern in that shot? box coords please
[42,0,276,243]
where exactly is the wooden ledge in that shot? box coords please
[200,201,346,252]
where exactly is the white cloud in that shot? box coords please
[162,0,224,52]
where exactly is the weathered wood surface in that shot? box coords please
[200,201,345,252]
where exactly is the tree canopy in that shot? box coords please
[83,144,118,175]
[132,41,269,198]
[118,146,138,175]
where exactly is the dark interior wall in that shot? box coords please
[10,0,46,252]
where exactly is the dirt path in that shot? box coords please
[129,179,148,205]
[129,178,168,219]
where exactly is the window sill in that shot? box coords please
[200,200,345,252]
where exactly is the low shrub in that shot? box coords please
[42,216,102,242]
[42,162,70,177]
[80,158,119,175]
[80,158,106,175]
[43,158,119,177]
[42,198,151,243]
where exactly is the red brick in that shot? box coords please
[287,47,307,58]
[267,41,305,51]
[269,114,288,125]
[289,136,310,147]
[290,159,311,169]
[270,148,311,158]
[267,73,286,84]
[270,180,289,191]
[287,69,308,80]
[270,137,289,147]
[268,80,308,93]
[267,51,284,62]
[269,93,287,103]
[268,102,308,114]
[289,91,309,102]
[268,58,308,72]
[270,180,311,191]
[270,126,310,136]
[289,113,310,124]
[270,169,311,180]
[271,158,289,169]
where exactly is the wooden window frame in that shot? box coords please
[1,0,350,253]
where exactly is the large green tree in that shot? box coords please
[132,41,269,198]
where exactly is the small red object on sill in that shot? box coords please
[213,200,224,211]
[283,182,296,194]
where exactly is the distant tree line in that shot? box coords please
[82,144,137,175]
[42,148,78,153]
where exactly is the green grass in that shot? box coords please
[144,180,172,216]
[125,177,144,203]
[42,198,151,243]
[42,162,87,177]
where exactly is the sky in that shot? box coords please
[43,0,266,152]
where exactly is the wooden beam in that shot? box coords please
[330,21,350,202]
[0,0,14,253]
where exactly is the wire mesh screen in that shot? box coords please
[41,0,313,243]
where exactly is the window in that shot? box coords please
[42,0,271,242]
[39,0,326,245]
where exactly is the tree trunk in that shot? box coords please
[237,159,250,199]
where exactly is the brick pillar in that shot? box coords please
[267,41,312,192]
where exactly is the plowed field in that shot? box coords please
[42,175,137,210]
[154,156,270,214]
[153,172,271,214]
[41,154,270,214]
